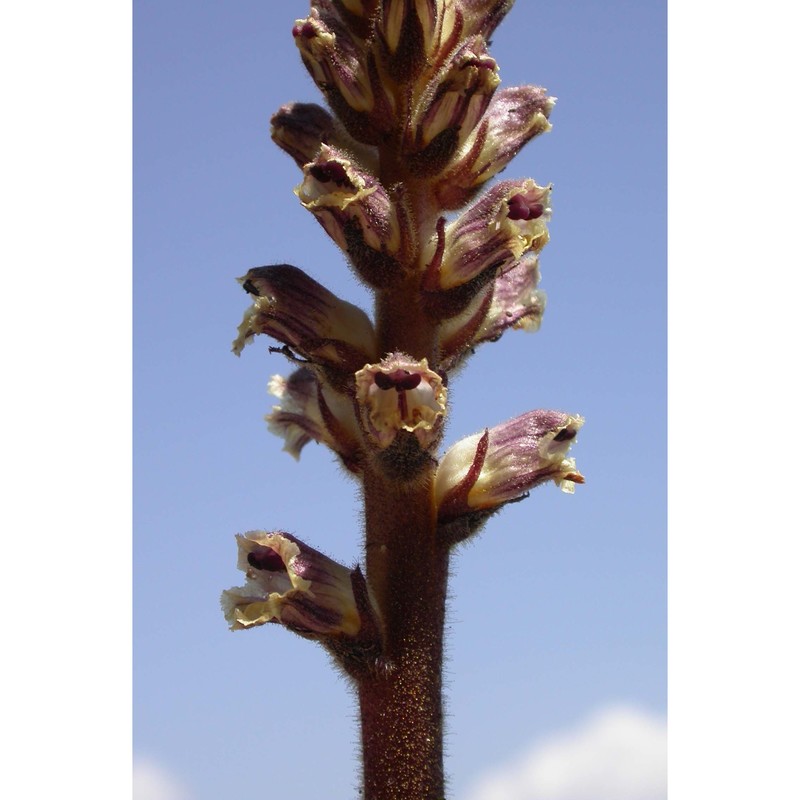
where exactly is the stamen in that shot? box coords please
[374,369,423,391]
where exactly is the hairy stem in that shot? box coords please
[357,151,450,796]
[361,465,448,800]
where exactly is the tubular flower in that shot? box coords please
[439,254,546,369]
[221,531,379,643]
[406,35,500,172]
[424,178,551,291]
[434,85,555,209]
[232,264,377,373]
[354,352,447,450]
[293,5,374,115]
[435,410,584,524]
[296,145,402,266]
[266,368,363,472]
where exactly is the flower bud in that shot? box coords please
[270,103,337,169]
[266,368,364,473]
[434,86,555,210]
[405,35,500,174]
[221,531,380,647]
[439,254,546,370]
[271,102,379,174]
[424,178,551,291]
[232,264,377,373]
[296,146,403,285]
[354,352,447,451]
[435,410,584,524]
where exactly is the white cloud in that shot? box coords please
[133,758,190,800]
[464,705,667,800]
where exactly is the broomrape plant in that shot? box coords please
[222,2,583,798]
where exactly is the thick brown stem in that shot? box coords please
[360,466,448,800]
[355,128,452,799]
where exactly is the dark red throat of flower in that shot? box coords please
[309,161,352,187]
[247,546,287,572]
[507,194,544,221]
[553,427,577,442]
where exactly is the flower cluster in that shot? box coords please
[224,0,582,664]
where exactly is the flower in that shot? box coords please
[377,1,465,77]
[293,3,396,144]
[405,35,500,173]
[266,368,363,473]
[434,85,555,209]
[435,410,584,524]
[221,531,375,640]
[354,352,447,451]
[293,5,374,114]
[295,146,403,286]
[439,254,546,369]
[232,264,377,373]
[271,102,379,173]
[424,178,551,290]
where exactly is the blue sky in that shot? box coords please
[133,2,665,797]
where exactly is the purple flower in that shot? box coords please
[295,145,401,259]
[407,34,500,166]
[232,264,377,372]
[293,5,374,115]
[460,0,516,39]
[434,85,555,210]
[266,368,363,473]
[221,531,380,643]
[435,410,584,523]
[424,178,551,290]
[439,254,546,369]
